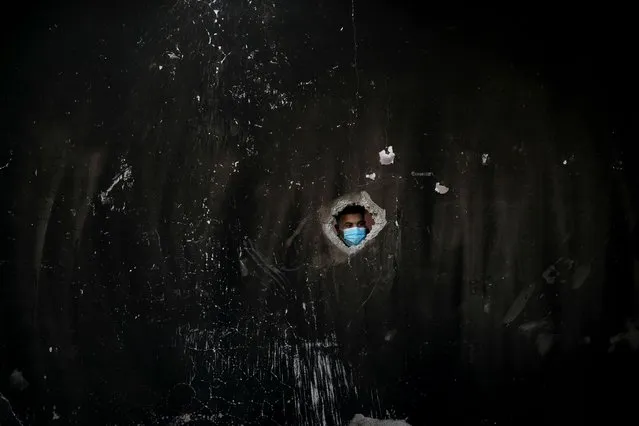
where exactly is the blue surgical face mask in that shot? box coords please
[343,227,367,246]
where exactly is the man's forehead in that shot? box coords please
[340,213,364,222]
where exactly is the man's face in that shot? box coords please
[338,213,366,233]
[337,213,368,247]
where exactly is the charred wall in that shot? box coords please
[0,1,637,425]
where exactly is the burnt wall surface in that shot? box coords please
[1,1,637,425]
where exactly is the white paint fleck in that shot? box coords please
[384,329,397,341]
[365,172,376,180]
[481,153,490,165]
[379,146,395,165]
[205,28,212,45]
[562,153,575,166]
[434,182,449,194]
[100,165,132,204]
[49,346,53,353]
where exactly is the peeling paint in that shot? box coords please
[378,146,395,165]
[434,182,449,194]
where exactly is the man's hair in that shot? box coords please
[335,204,367,222]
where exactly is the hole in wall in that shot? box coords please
[320,191,387,255]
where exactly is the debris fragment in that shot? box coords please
[378,146,395,165]
[365,172,376,180]
[481,153,490,165]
